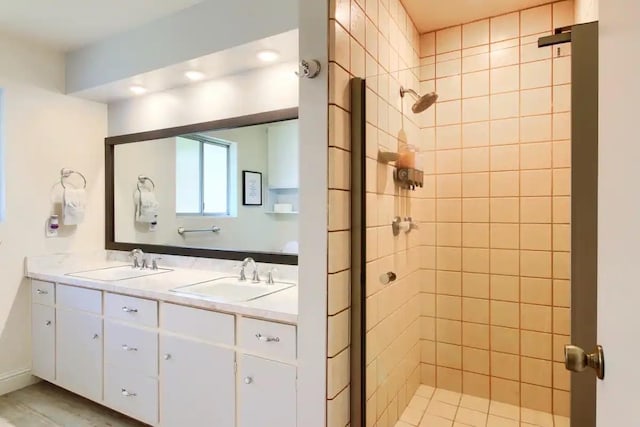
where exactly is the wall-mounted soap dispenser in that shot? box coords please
[46,215,59,237]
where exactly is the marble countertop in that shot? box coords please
[25,252,298,324]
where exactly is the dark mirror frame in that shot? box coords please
[105,107,299,265]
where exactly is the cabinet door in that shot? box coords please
[31,304,55,381]
[160,335,235,427]
[56,309,103,401]
[239,354,296,427]
[267,122,299,189]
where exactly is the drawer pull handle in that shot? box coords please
[122,344,138,352]
[121,388,137,397]
[92,333,100,340]
[45,320,52,326]
[36,289,48,295]
[244,377,253,384]
[255,333,280,343]
[121,306,138,313]
[163,354,172,360]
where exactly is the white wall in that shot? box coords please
[598,0,640,424]
[0,31,107,393]
[113,125,298,253]
[575,0,599,23]
[108,62,298,136]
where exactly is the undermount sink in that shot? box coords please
[66,265,173,281]
[171,276,295,303]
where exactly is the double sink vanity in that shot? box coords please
[26,251,298,427]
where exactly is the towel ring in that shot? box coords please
[60,168,87,189]
[137,175,155,192]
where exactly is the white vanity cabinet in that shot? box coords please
[29,280,298,427]
[31,280,55,381]
[55,285,103,402]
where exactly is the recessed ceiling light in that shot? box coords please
[185,70,205,81]
[129,85,147,95]
[257,50,280,62]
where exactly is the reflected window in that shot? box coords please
[176,136,230,215]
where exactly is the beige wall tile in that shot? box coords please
[553,389,570,417]
[328,309,351,356]
[329,270,351,315]
[490,274,519,302]
[463,322,490,349]
[328,385,351,427]
[553,56,571,86]
[462,272,490,299]
[552,196,570,224]
[463,70,490,98]
[462,297,489,323]
[552,334,570,363]
[331,0,351,28]
[490,198,519,223]
[463,19,489,48]
[490,249,519,276]
[521,59,552,90]
[521,303,552,333]
[490,223,519,249]
[490,45,519,68]
[436,124,462,150]
[553,307,570,335]
[420,32,436,57]
[552,252,570,279]
[437,75,462,102]
[463,372,491,399]
[490,145,519,171]
[521,197,552,223]
[330,20,351,67]
[521,142,551,170]
[553,168,571,196]
[437,246,462,271]
[491,377,520,406]
[462,173,490,198]
[521,169,552,196]
[521,250,552,278]
[490,300,519,328]
[521,330,552,360]
[329,63,351,110]
[490,118,519,146]
[462,248,490,273]
[553,112,571,140]
[463,51,490,73]
[463,223,489,248]
[521,87,552,116]
[329,190,351,231]
[435,367,462,394]
[520,115,552,143]
[437,174,462,198]
[490,171,519,196]
[436,25,462,54]
[463,347,490,374]
[553,361,570,391]
[552,279,570,307]
[553,224,570,251]
[437,319,462,345]
[462,198,489,222]
[437,270,462,295]
[328,230,351,273]
[491,326,520,354]
[490,12,520,42]
[328,347,351,398]
[438,198,462,222]
[491,65,519,94]
[553,85,571,113]
[436,149,462,174]
[521,224,552,250]
[437,295,462,320]
[490,92,519,120]
[350,0,366,45]
[462,122,490,147]
[521,4,552,36]
[491,351,520,380]
[521,277,552,305]
[462,147,490,172]
[521,383,552,413]
[462,96,490,123]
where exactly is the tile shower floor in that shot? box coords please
[395,386,569,427]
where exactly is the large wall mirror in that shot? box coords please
[106,108,299,264]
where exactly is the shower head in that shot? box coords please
[400,87,438,114]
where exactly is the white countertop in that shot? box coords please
[25,252,298,324]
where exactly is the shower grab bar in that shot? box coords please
[177,226,221,235]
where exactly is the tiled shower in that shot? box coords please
[327,0,574,426]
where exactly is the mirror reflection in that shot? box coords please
[114,118,299,254]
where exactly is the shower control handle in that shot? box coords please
[379,272,397,285]
[564,344,605,380]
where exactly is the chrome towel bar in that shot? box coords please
[177,226,221,235]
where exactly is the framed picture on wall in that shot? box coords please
[242,171,263,206]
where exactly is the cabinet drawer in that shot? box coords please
[105,293,157,327]
[31,280,55,306]
[32,304,55,381]
[56,284,102,314]
[104,365,158,425]
[161,303,234,345]
[238,317,296,361]
[105,320,158,377]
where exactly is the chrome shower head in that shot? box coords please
[400,87,439,114]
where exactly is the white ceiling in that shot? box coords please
[401,0,555,33]
[74,30,299,103]
[0,0,203,51]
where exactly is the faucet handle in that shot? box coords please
[251,268,261,283]
[151,257,162,271]
[140,258,149,270]
[266,267,279,285]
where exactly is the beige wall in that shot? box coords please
[0,31,107,392]
[327,0,425,426]
[417,1,573,416]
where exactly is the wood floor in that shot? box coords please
[0,382,146,427]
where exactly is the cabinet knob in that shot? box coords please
[45,320,52,326]
[255,333,280,343]
[121,344,138,352]
[121,306,138,313]
[244,377,253,384]
[163,354,171,360]
[121,388,137,397]
[36,289,48,295]
[92,333,99,340]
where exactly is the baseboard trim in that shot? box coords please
[0,369,39,396]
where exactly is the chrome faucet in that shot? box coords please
[130,249,144,269]
[266,267,278,285]
[240,257,260,283]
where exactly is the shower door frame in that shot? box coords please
[350,21,599,427]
